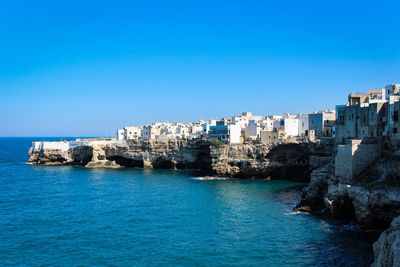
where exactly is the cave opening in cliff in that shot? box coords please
[106,156,144,168]
[152,158,174,169]
[338,195,356,220]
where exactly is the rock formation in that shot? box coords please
[28,139,333,182]
[372,215,400,267]
[294,164,331,212]
[295,158,400,229]
[294,148,400,266]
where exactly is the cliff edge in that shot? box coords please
[372,215,400,267]
[28,139,333,182]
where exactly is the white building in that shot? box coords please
[384,84,400,101]
[176,125,190,139]
[125,126,142,140]
[283,117,300,137]
[117,129,125,141]
[209,121,242,144]
[141,125,161,140]
[231,112,263,130]
[229,124,242,144]
[261,116,283,132]
[297,115,309,136]
[245,120,260,139]
[32,141,70,151]
[282,114,310,137]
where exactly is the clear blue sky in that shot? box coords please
[1,0,399,137]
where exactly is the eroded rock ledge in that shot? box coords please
[28,139,333,182]
[293,152,400,266]
[295,155,400,229]
[372,215,400,267]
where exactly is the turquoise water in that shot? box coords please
[0,138,379,266]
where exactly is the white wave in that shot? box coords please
[192,176,228,181]
[284,211,304,216]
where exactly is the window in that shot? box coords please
[363,116,366,123]
[393,128,398,134]
[394,111,399,122]
[352,114,354,119]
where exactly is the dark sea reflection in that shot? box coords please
[272,184,380,266]
[0,138,379,266]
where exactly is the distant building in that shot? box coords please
[280,114,309,137]
[141,125,161,140]
[209,121,242,144]
[117,129,125,141]
[335,102,386,144]
[260,130,281,144]
[297,115,309,136]
[283,117,299,137]
[335,84,400,144]
[125,126,142,140]
[245,120,260,140]
[309,110,336,138]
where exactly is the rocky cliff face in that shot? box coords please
[28,139,333,181]
[209,141,332,180]
[294,164,332,212]
[28,140,211,170]
[295,158,400,229]
[372,215,400,267]
[28,147,71,165]
[295,150,400,266]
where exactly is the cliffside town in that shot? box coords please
[28,83,400,266]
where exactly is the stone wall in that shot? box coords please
[259,130,279,144]
[335,139,381,180]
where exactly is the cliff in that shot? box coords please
[295,154,400,229]
[209,141,332,180]
[372,215,400,267]
[294,150,400,266]
[28,139,333,181]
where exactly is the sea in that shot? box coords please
[0,138,380,266]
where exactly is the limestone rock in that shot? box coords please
[28,147,70,165]
[28,139,333,182]
[85,160,121,169]
[294,165,331,212]
[372,215,400,267]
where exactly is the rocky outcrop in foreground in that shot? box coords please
[295,159,400,229]
[295,152,400,266]
[372,215,400,267]
[28,139,333,182]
